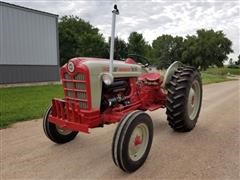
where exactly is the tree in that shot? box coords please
[145,44,155,64]
[152,35,184,69]
[236,54,240,65]
[182,29,233,70]
[58,16,108,65]
[128,32,148,57]
[107,37,128,60]
[115,37,128,60]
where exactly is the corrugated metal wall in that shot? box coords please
[0,2,59,84]
[0,3,58,65]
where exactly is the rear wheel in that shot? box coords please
[166,66,202,132]
[112,111,153,172]
[43,106,78,144]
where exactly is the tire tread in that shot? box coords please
[166,66,202,132]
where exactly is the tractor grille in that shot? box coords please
[75,73,85,81]
[63,72,89,110]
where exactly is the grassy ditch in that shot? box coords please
[201,72,230,84]
[201,66,239,84]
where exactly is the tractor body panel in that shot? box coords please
[62,57,143,109]
[81,58,143,108]
[48,57,166,133]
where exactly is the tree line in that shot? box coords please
[59,16,237,70]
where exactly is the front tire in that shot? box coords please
[112,111,153,173]
[43,106,78,144]
[166,66,202,132]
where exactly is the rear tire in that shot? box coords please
[43,106,78,144]
[166,66,202,132]
[112,111,153,173]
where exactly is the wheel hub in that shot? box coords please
[128,123,149,161]
[191,95,195,105]
[56,125,72,135]
[187,80,201,120]
[134,135,142,146]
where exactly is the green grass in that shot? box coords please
[204,66,240,76]
[201,66,239,84]
[0,85,63,128]
[201,72,231,84]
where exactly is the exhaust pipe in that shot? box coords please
[102,4,119,86]
[109,4,119,75]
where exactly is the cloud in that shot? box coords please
[3,0,240,60]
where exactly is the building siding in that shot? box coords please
[0,65,59,84]
[0,3,58,65]
[0,2,59,84]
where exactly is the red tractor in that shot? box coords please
[43,5,202,173]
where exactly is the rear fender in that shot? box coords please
[161,61,183,88]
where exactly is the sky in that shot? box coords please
[4,0,240,61]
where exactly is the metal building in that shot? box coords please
[0,2,59,84]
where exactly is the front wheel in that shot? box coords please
[112,111,153,173]
[43,106,78,144]
[166,66,202,132]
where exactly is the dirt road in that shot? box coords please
[1,80,240,179]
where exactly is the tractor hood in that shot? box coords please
[61,57,145,109]
[64,57,144,78]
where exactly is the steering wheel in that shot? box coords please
[127,54,151,67]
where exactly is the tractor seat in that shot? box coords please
[138,73,161,82]
[125,58,137,64]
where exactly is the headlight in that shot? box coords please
[102,73,114,85]
[68,61,75,72]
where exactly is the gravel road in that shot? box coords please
[1,80,240,179]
